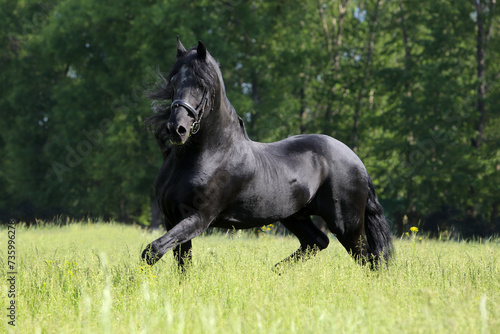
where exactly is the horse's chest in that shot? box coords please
[154,164,188,210]
[155,164,217,219]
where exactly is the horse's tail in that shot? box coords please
[364,177,393,266]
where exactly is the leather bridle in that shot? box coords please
[170,90,213,135]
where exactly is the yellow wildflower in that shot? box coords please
[410,226,418,233]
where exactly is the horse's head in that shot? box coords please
[151,37,219,145]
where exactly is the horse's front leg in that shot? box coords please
[173,240,192,270]
[142,215,207,266]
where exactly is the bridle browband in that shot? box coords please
[171,90,213,135]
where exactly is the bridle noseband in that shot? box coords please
[171,90,213,135]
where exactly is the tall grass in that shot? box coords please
[1,222,499,333]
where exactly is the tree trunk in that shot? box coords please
[399,0,416,232]
[473,0,486,148]
[352,0,382,151]
[472,0,496,148]
[299,87,307,134]
[399,1,411,97]
[317,0,350,133]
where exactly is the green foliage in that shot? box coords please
[0,0,498,235]
[1,223,498,333]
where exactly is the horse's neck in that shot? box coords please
[208,97,248,147]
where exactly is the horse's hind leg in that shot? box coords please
[335,231,370,266]
[274,216,329,271]
[316,184,371,266]
[323,214,370,265]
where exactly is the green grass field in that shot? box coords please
[1,222,499,333]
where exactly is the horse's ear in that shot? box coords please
[176,35,186,58]
[197,40,207,61]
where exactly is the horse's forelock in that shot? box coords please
[147,45,222,106]
[169,48,219,92]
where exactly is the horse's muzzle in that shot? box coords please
[166,121,190,145]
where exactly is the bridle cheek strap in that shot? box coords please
[171,90,210,135]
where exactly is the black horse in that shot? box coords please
[142,38,393,270]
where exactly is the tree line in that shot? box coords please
[1,0,499,237]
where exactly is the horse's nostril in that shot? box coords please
[177,126,187,135]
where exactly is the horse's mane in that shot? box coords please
[144,105,171,157]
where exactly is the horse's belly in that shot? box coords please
[211,214,273,229]
[214,181,315,228]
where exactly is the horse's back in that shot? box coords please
[263,134,368,180]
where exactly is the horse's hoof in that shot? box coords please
[141,244,161,265]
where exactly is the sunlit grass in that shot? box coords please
[0,222,499,333]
